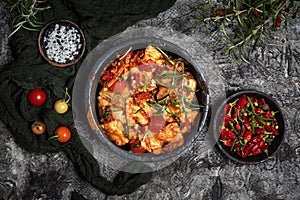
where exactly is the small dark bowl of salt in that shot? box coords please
[38,19,85,67]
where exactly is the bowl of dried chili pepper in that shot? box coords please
[213,90,285,164]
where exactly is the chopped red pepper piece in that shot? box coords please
[137,92,152,100]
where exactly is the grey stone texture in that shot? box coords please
[1,0,300,199]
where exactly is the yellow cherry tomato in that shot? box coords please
[54,99,68,114]
[54,88,71,114]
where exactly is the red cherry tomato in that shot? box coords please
[31,121,46,135]
[27,88,47,106]
[50,126,71,143]
[110,80,127,93]
[148,116,165,133]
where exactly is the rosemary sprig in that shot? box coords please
[119,47,132,60]
[150,47,204,117]
[154,78,180,89]
[193,0,297,64]
[5,0,51,38]
[156,47,175,66]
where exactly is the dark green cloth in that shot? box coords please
[0,0,176,195]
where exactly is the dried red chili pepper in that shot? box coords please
[215,9,226,16]
[232,106,239,120]
[255,128,265,135]
[242,145,252,158]
[259,140,267,149]
[220,128,228,140]
[235,144,242,156]
[220,139,234,147]
[264,124,279,135]
[254,107,262,114]
[275,17,282,28]
[251,143,260,152]
[253,8,262,19]
[223,115,234,127]
[224,104,231,115]
[257,98,265,105]
[235,123,241,131]
[243,130,252,144]
[225,98,239,116]
[237,94,248,110]
[252,148,262,156]
[227,129,236,139]
[252,135,262,144]
[250,96,258,105]
[220,128,235,140]
[261,111,277,118]
[242,115,252,131]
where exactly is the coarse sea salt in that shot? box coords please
[43,23,82,64]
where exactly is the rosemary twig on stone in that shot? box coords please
[193,0,297,64]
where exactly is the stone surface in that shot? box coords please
[1,0,300,199]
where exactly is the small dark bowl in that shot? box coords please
[213,90,286,164]
[38,19,85,67]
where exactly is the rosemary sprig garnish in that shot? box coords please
[115,93,126,104]
[141,75,148,91]
[103,93,113,100]
[123,124,129,138]
[134,108,141,114]
[154,79,180,89]
[183,85,199,92]
[154,72,184,79]
[112,109,123,112]
[5,0,51,38]
[140,47,204,118]
[156,47,175,66]
[193,0,297,64]
[119,47,132,60]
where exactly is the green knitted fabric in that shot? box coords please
[0,0,176,195]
